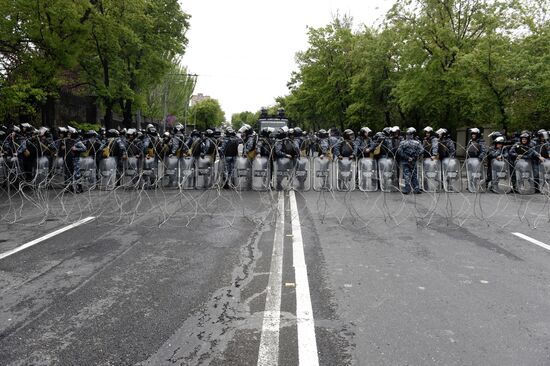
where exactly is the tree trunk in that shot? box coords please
[104,100,114,130]
[123,99,133,128]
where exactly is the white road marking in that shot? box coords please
[289,191,319,366]
[0,216,96,260]
[257,193,285,366]
[512,232,550,252]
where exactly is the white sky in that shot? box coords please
[179,0,395,121]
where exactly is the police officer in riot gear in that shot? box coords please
[422,126,439,160]
[397,127,423,194]
[510,132,545,192]
[466,128,486,160]
[355,127,373,158]
[436,128,456,159]
[333,129,356,160]
[220,127,243,188]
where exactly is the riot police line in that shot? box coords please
[0,123,549,195]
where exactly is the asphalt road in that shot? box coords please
[1,188,549,365]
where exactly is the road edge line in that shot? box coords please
[0,216,96,260]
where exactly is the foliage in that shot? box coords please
[274,0,550,134]
[189,99,225,130]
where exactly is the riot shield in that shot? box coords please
[272,157,293,191]
[34,157,50,188]
[292,156,311,191]
[378,158,398,192]
[234,156,251,191]
[312,157,332,191]
[195,155,214,189]
[490,159,511,194]
[142,157,158,189]
[50,157,65,189]
[514,159,535,195]
[179,156,195,190]
[162,156,179,189]
[251,156,270,191]
[442,158,462,193]
[358,158,378,192]
[0,156,6,186]
[121,157,140,189]
[465,158,485,193]
[80,156,97,191]
[540,160,550,195]
[335,157,356,191]
[422,159,442,193]
[98,157,117,191]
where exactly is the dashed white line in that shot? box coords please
[0,216,96,260]
[257,192,285,366]
[289,191,319,366]
[512,232,550,252]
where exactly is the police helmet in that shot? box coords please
[277,127,288,139]
[226,127,236,136]
[423,126,434,133]
[173,124,184,133]
[390,126,400,133]
[435,128,447,137]
[191,129,200,138]
[146,125,157,135]
[107,129,119,138]
[318,129,328,138]
[85,130,99,138]
[294,127,303,137]
[494,136,505,144]
[488,131,503,141]
[520,132,530,140]
[469,127,480,134]
[343,129,355,140]
[382,127,391,136]
[359,127,372,136]
[205,129,214,137]
[238,124,252,135]
[406,127,417,135]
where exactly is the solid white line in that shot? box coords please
[512,232,550,252]
[289,191,319,366]
[0,216,96,260]
[257,192,285,366]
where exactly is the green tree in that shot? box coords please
[189,99,225,130]
[78,0,189,129]
[231,111,257,130]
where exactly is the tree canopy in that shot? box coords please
[275,0,550,134]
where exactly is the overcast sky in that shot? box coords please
[179,0,395,121]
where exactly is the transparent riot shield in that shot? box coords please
[213,156,223,188]
[179,156,195,190]
[252,156,270,191]
[195,155,214,189]
[442,158,462,193]
[162,156,179,189]
[422,159,442,193]
[0,156,6,186]
[80,156,97,191]
[540,160,550,195]
[234,156,251,191]
[34,157,50,188]
[465,158,485,193]
[378,158,398,192]
[514,159,535,195]
[335,157,356,191]
[142,156,158,189]
[121,157,140,189]
[312,157,332,191]
[358,158,378,192]
[50,157,65,189]
[292,156,311,191]
[272,157,293,191]
[98,157,117,191]
[490,159,512,194]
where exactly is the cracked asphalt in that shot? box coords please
[1,189,549,365]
